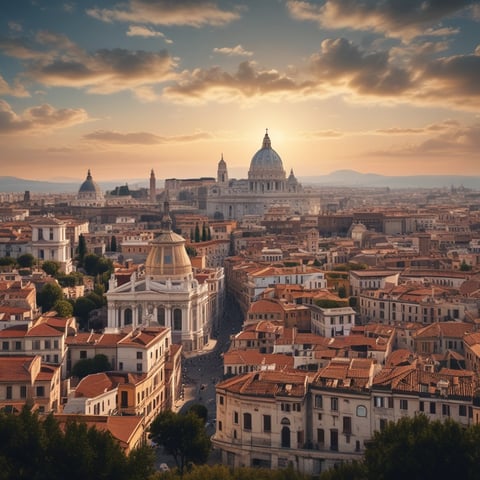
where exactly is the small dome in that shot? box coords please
[79,169,102,195]
[145,230,192,279]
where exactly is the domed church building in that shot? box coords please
[165,130,319,221]
[105,200,222,353]
[71,169,105,207]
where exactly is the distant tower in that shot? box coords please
[217,154,228,186]
[150,169,156,203]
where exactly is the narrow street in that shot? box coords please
[155,293,244,469]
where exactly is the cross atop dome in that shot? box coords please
[262,128,271,149]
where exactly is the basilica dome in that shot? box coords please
[79,169,102,195]
[248,130,285,181]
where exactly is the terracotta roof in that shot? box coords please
[0,355,37,381]
[75,372,117,398]
[414,321,474,339]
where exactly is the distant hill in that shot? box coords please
[300,169,480,189]
[0,171,478,193]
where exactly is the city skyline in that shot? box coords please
[1,0,480,182]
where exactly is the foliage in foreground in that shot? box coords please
[320,414,480,480]
[149,410,211,475]
[0,406,155,480]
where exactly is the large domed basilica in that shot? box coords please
[165,130,318,220]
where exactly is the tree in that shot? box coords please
[53,299,74,318]
[187,404,208,423]
[149,410,211,475]
[460,259,472,271]
[362,414,479,480]
[194,223,200,243]
[16,253,35,268]
[37,282,64,313]
[0,406,155,480]
[42,260,60,277]
[186,246,198,258]
[71,354,112,379]
[337,285,347,298]
[73,296,97,330]
[77,234,87,266]
[201,222,208,242]
[0,256,16,270]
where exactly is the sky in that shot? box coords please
[1,0,480,184]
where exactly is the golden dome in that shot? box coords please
[145,230,192,279]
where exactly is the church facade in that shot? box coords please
[105,204,224,353]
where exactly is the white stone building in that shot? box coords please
[105,204,224,353]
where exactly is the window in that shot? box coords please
[136,351,143,359]
[243,412,252,430]
[330,429,338,451]
[80,350,87,359]
[374,396,384,408]
[20,386,27,398]
[6,386,12,400]
[157,307,165,326]
[137,363,142,372]
[387,397,394,408]
[124,308,133,325]
[219,395,224,405]
[400,399,408,410]
[356,405,367,417]
[36,386,45,397]
[429,402,436,414]
[263,415,271,432]
[44,340,51,349]
[317,428,325,447]
[331,397,339,411]
[173,309,182,330]
[442,404,450,417]
[343,416,352,435]
[218,421,222,431]
[234,411,238,424]
[379,418,387,431]
[53,340,59,349]
[15,341,21,351]
[419,401,424,412]
[2,341,8,351]
[459,404,467,417]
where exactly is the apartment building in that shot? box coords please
[0,354,61,413]
[212,358,477,476]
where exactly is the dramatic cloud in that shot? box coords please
[287,0,473,40]
[213,45,253,57]
[371,122,480,157]
[164,60,315,103]
[29,47,176,98]
[0,100,89,134]
[309,38,413,96]
[87,0,241,27]
[0,74,29,97]
[83,129,213,145]
[126,25,172,43]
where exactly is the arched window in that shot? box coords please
[124,308,132,325]
[281,426,291,448]
[173,308,182,330]
[157,307,165,326]
[356,405,367,417]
